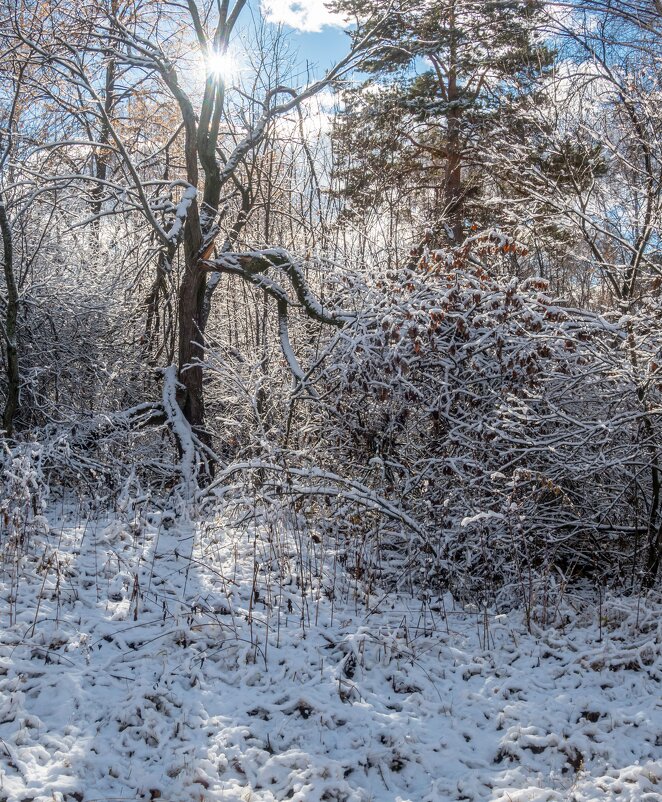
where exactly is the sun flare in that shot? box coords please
[205,49,240,82]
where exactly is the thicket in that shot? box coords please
[1,1,661,616]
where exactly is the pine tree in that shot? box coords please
[331,0,553,244]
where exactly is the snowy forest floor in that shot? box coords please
[0,503,661,802]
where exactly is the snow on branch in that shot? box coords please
[206,248,354,327]
[161,364,197,488]
[277,299,305,383]
[167,184,198,242]
[200,461,432,550]
[204,248,354,389]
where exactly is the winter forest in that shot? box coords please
[0,1,661,800]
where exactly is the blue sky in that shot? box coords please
[253,0,351,73]
[280,22,350,72]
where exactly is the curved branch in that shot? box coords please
[205,249,354,327]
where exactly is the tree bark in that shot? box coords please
[177,252,208,442]
[444,1,464,243]
[1,193,19,437]
[91,57,115,240]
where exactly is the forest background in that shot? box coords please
[1,0,662,609]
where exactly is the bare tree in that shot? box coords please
[9,0,379,473]
[0,38,28,437]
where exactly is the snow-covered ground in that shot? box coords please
[0,506,660,802]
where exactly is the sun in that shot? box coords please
[205,49,240,83]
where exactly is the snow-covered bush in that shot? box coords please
[282,233,662,605]
[0,443,49,550]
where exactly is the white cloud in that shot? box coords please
[260,0,344,33]
[271,87,338,140]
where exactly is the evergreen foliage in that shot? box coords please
[330,0,554,241]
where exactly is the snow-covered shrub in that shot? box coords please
[296,232,662,604]
[0,443,49,550]
[199,232,661,605]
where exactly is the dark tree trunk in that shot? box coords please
[91,58,115,239]
[445,108,463,243]
[444,3,464,244]
[177,254,208,442]
[1,193,19,436]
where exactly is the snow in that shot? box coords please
[0,506,660,802]
[166,185,197,243]
[461,510,506,528]
[278,305,306,383]
[161,365,196,490]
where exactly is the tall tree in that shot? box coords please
[330,0,553,244]
[12,0,376,473]
[0,38,31,437]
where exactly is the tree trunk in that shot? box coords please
[445,110,463,243]
[91,58,115,240]
[444,2,463,243]
[177,255,208,442]
[1,193,19,436]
